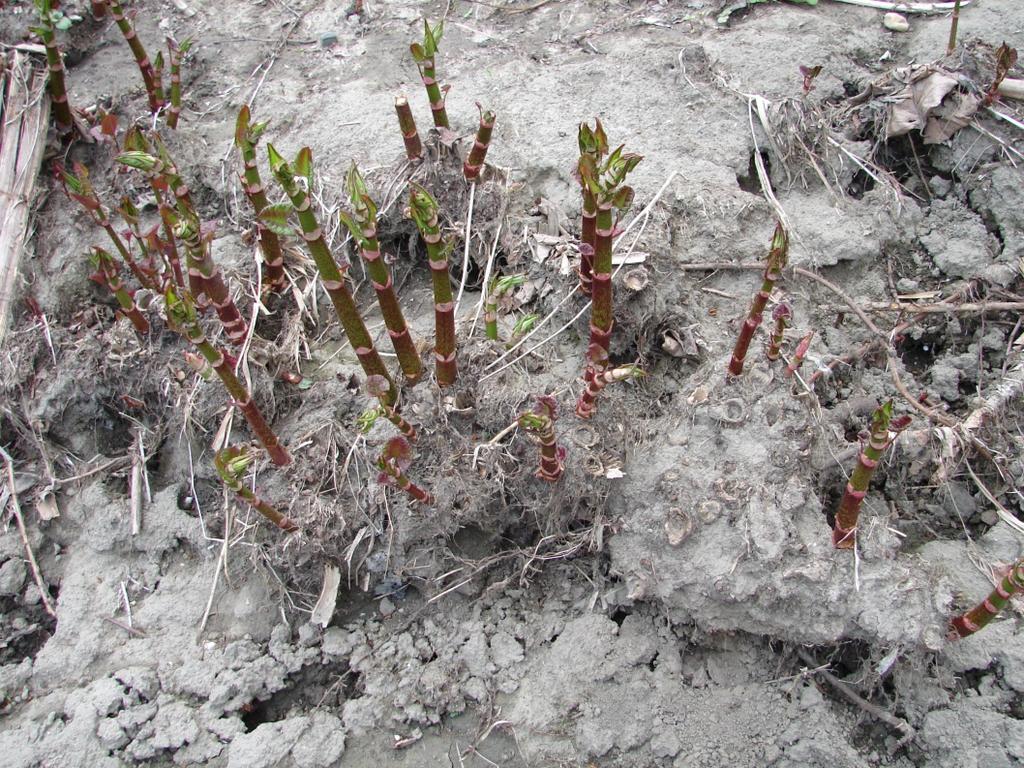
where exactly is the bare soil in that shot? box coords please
[2,1,1024,766]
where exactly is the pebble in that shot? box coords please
[319,32,339,48]
[883,13,909,33]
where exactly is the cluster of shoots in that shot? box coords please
[377,437,433,505]
[728,222,788,378]
[831,400,911,549]
[484,275,525,342]
[35,0,190,139]
[339,165,424,384]
[215,447,298,532]
[517,397,564,482]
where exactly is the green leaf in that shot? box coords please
[234,105,250,148]
[259,203,296,237]
[117,151,159,172]
[266,143,286,174]
[410,42,425,62]
[337,210,365,245]
[55,15,72,31]
[610,186,634,212]
[294,147,313,188]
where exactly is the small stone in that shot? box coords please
[928,176,952,198]
[0,559,27,596]
[378,597,395,618]
[319,32,339,48]
[980,508,999,526]
[883,12,909,32]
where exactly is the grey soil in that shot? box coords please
[1,1,1024,766]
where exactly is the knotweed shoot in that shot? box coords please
[949,559,1024,639]
[266,144,397,404]
[33,0,75,135]
[463,103,496,182]
[410,20,450,129]
[575,120,609,296]
[234,107,285,291]
[576,347,644,419]
[339,164,423,383]
[90,247,150,334]
[367,375,417,440]
[484,274,525,341]
[394,95,423,160]
[766,302,792,361]
[832,400,911,549]
[377,437,433,504]
[165,36,191,130]
[108,0,164,113]
[518,396,564,482]
[785,331,814,378]
[407,186,457,386]
[728,222,788,378]
[215,447,298,532]
[164,287,291,466]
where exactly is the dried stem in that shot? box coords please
[832,400,910,548]
[407,186,457,386]
[234,106,285,291]
[728,222,788,377]
[165,287,291,466]
[394,95,423,160]
[518,396,564,482]
[949,559,1024,638]
[340,164,423,383]
[215,447,298,532]
[463,103,496,182]
[266,144,397,404]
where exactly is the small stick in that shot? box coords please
[797,648,915,752]
[0,446,57,619]
[394,95,423,160]
[947,0,962,55]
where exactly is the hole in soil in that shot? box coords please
[0,586,60,665]
[94,403,135,455]
[896,332,944,376]
[736,150,771,195]
[610,607,631,626]
[847,169,875,199]
[241,662,355,731]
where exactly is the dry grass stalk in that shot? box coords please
[0,52,49,345]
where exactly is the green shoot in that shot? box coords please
[518,395,564,482]
[410,19,450,129]
[215,447,298,532]
[406,186,457,387]
[575,344,644,419]
[108,0,164,113]
[832,400,911,548]
[165,36,192,129]
[234,106,285,291]
[949,559,1024,638]
[575,119,609,296]
[484,274,525,341]
[377,437,433,504]
[728,222,787,377]
[32,0,75,135]
[463,103,496,182]
[89,247,150,335]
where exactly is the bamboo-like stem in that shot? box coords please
[949,559,1024,638]
[165,287,291,466]
[832,400,910,548]
[215,447,298,532]
[518,396,563,482]
[234,107,285,291]
[410,19,450,129]
[173,210,249,346]
[394,95,423,160]
[580,135,642,414]
[91,247,150,334]
[266,144,397,405]
[148,181,185,288]
[377,437,432,504]
[484,274,525,341]
[576,120,608,296]
[340,164,423,383]
[728,222,788,377]
[407,186,457,387]
[91,1,107,19]
[165,37,191,130]
[108,0,164,113]
[367,375,417,440]
[463,103,496,182]
[766,302,791,361]
[576,355,644,419]
[785,331,814,378]
[34,1,75,135]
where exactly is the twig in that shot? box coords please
[454,181,476,316]
[103,615,146,638]
[834,300,1024,315]
[797,648,916,754]
[0,445,56,618]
